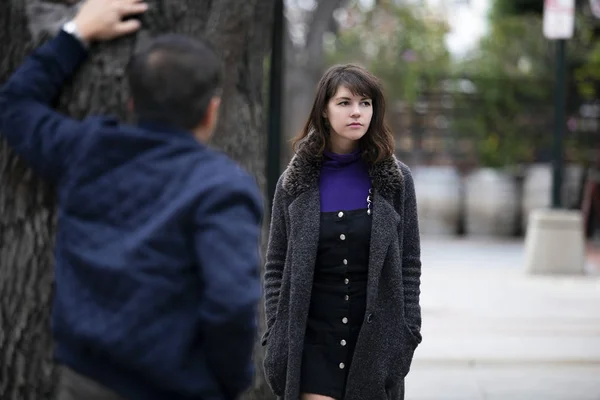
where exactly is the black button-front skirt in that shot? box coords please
[300,208,372,399]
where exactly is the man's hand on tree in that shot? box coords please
[73,0,148,43]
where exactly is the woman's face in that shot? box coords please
[325,85,373,153]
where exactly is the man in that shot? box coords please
[0,0,263,399]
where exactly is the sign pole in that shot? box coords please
[544,0,574,208]
[525,0,585,277]
[552,38,567,208]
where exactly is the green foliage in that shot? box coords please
[461,15,553,78]
[486,0,599,166]
[453,14,553,167]
[451,76,550,168]
[325,0,451,105]
[572,14,600,100]
[490,0,543,19]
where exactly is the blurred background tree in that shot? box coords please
[452,11,553,168]
[326,0,451,106]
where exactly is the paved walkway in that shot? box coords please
[405,237,600,400]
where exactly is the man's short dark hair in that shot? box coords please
[127,34,222,131]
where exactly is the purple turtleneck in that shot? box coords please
[319,150,372,212]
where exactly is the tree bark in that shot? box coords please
[0,1,273,399]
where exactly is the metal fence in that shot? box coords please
[389,75,600,169]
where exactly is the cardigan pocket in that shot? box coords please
[403,319,422,347]
[386,321,419,388]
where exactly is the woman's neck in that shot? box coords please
[328,140,358,155]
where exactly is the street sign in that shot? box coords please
[590,0,600,19]
[543,0,575,39]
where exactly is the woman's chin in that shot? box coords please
[341,130,367,141]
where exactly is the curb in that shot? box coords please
[412,358,600,367]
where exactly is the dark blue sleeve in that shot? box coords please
[0,30,89,182]
[194,172,264,399]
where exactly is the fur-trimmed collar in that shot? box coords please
[282,152,404,200]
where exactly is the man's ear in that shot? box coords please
[127,98,135,114]
[202,96,221,131]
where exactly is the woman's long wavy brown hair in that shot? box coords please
[291,64,395,165]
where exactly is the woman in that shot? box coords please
[262,64,422,400]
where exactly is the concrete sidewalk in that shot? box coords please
[405,237,600,400]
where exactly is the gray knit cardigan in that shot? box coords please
[262,153,422,400]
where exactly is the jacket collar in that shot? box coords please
[282,152,404,201]
[136,120,197,137]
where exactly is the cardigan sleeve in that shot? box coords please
[261,174,289,345]
[399,164,423,342]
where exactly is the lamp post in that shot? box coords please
[266,0,285,210]
[524,0,585,276]
[543,0,573,208]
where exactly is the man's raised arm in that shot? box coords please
[0,0,147,181]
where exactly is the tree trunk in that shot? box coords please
[0,1,273,399]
